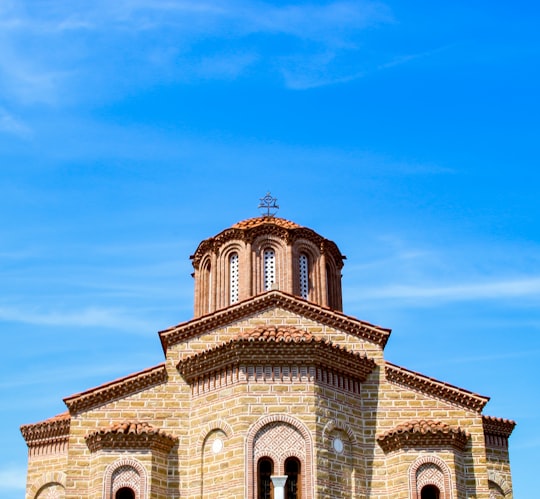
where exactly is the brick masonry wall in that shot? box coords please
[24,308,510,499]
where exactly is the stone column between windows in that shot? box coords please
[271,475,288,499]
[319,250,328,307]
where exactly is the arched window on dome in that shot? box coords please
[263,249,276,291]
[285,457,301,499]
[420,484,440,499]
[115,487,135,499]
[257,457,273,499]
[229,252,239,304]
[299,253,309,299]
[202,260,212,314]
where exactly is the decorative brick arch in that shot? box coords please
[196,419,234,447]
[322,419,357,446]
[103,457,147,499]
[28,471,66,499]
[488,470,511,497]
[245,415,314,499]
[409,455,453,499]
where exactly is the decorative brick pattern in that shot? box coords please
[20,215,515,499]
[64,364,167,414]
[385,361,489,412]
[377,420,470,452]
[103,458,147,499]
[21,413,70,457]
[409,455,453,499]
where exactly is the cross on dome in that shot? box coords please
[258,192,279,216]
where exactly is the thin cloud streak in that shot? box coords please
[0,305,154,332]
[0,465,26,491]
[352,276,540,302]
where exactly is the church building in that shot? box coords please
[21,203,515,498]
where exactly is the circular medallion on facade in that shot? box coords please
[333,437,344,454]
[212,438,223,454]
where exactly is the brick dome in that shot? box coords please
[191,216,345,317]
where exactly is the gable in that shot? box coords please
[159,290,391,354]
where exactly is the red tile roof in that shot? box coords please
[85,421,177,453]
[483,415,516,437]
[178,325,377,384]
[64,363,167,415]
[377,419,470,452]
[20,412,71,448]
[160,289,391,352]
[231,216,301,230]
[385,362,489,413]
[236,325,317,342]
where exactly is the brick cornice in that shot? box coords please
[20,412,71,448]
[482,415,516,437]
[85,421,177,453]
[377,419,470,453]
[160,290,391,353]
[190,217,344,270]
[63,363,167,415]
[177,325,377,383]
[385,362,489,413]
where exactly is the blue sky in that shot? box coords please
[1,0,539,496]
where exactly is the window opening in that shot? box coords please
[285,457,300,499]
[264,249,276,291]
[421,484,440,499]
[203,261,212,313]
[299,254,309,299]
[258,458,273,499]
[230,252,239,304]
[115,487,135,499]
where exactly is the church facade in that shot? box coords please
[21,214,515,499]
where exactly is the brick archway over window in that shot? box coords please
[245,415,313,499]
[103,458,147,499]
[29,472,67,498]
[409,455,453,499]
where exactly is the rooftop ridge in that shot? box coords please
[377,419,470,452]
[159,290,391,352]
[64,363,167,415]
[385,361,489,413]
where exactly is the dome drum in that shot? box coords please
[191,217,345,317]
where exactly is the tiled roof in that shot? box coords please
[160,290,391,352]
[237,325,317,342]
[178,325,377,383]
[377,419,470,452]
[85,421,177,453]
[231,216,301,230]
[20,412,71,448]
[482,415,516,436]
[64,363,167,415]
[385,362,489,413]
[191,217,344,269]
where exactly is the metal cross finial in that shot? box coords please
[258,192,279,217]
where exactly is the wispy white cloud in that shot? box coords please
[0,0,395,103]
[0,107,31,137]
[0,464,26,491]
[353,276,540,303]
[0,305,154,332]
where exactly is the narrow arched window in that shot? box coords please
[230,252,239,304]
[421,484,440,499]
[115,487,135,499]
[203,260,212,313]
[258,457,273,499]
[263,249,276,291]
[299,254,309,299]
[285,457,301,499]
